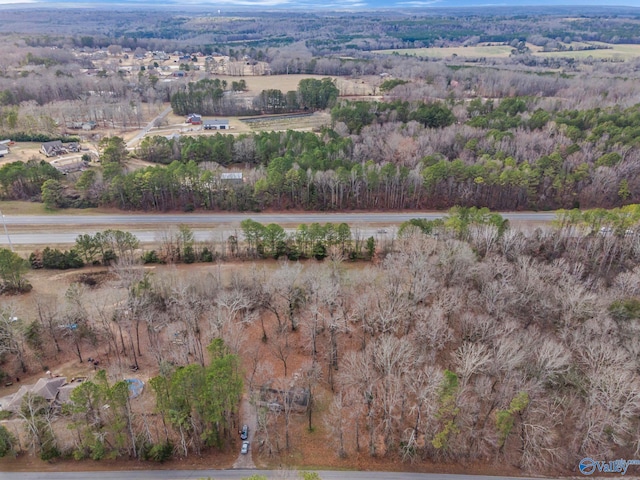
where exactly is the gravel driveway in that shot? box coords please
[232,393,257,469]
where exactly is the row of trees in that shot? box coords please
[240,219,374,261]
[136,130,353,169]
[170,77,339,117]
[331,99,455,134]
[0,160,61,201]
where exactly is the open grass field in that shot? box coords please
[375,42,640,61]
[374,42,640,61]
[536,42,640,60]
[211,74,330,95]
[373,44,515,58]
[0,200,118,216]
[240,112,331,131]
[0,142,43,166]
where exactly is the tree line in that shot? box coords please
[171,77,339,117]
[9,93,640,212]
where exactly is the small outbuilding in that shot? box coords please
[204,119,229,130]
[221,172,243,184]
[186,113,202,125]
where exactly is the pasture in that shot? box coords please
[373,44,515,59]
[374,42,640,61]
[535,42,640,60]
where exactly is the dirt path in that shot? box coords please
[232,392,257,469]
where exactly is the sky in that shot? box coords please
[0,0,639,7]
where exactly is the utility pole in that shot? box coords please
[0,211,13,251]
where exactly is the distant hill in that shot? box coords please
[4,0,639,10]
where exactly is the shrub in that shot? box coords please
[200,247,214,262]
[609,298,640,322]
[142,250,162,264]
[40,247,85,269]
[147,441,173,462]
[0,425,16,457]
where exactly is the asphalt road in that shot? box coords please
[2,470,542,480]
[126,105,173,148]
[0,212,556,246]
[0,212,557,226]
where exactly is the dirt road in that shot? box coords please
[232,392,257,469]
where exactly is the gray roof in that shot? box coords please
[32,377,67,401]
[0,393,16,411]
[57,382,82,403]
[3,385,30,412]
[1,377,67,412]
[42,140,63,153]
[204,119,229,125]
[221,172,243,180]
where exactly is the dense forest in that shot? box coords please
[3,208,640,473]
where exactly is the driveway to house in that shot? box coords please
[232,392,257,469]
[126,105,173,148]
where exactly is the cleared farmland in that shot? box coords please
[373,44,516,58]
[374,42,640,61]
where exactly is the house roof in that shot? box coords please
[57,382,82,403]
[3,385,30,412]
[1,377,68,412]
[42,140,63,154]
[204,119,229,125]
[0,393,16,411]
[221,172,243,180]
[32,377,67,401]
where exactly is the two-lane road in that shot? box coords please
[0,212,557,226]
[0,212,557,246]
